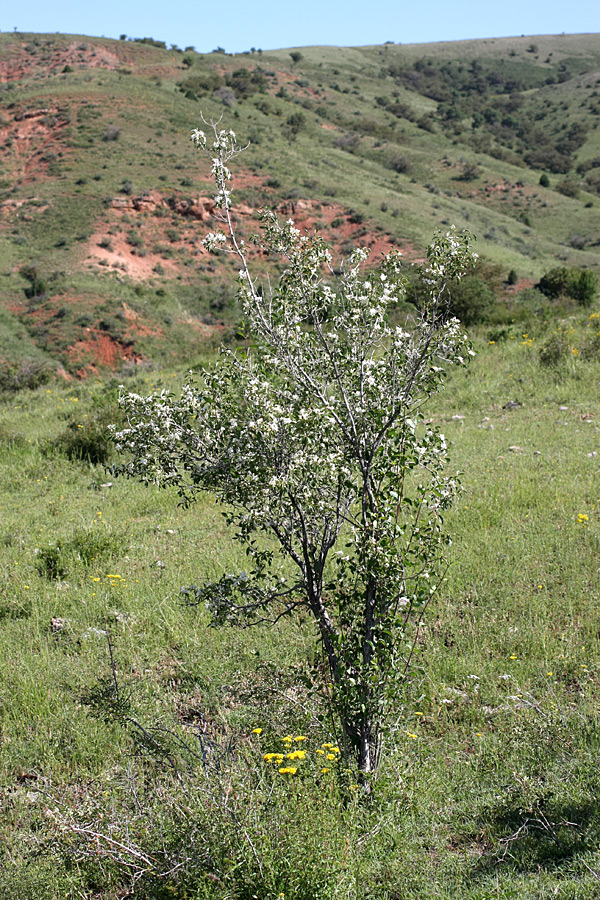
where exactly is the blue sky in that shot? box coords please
[2,0,598,54]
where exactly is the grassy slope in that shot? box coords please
[1,32,600,374]
[1,314,600,897]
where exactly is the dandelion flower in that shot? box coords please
[252,728,263,735]
[293,735,307,742]
[278,766,298,775]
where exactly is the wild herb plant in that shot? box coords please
[115,123,477,779]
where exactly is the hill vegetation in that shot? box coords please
[1,31,600,375]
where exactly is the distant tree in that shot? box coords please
[290,51,303,64]
[507,269,518,286]
[283,112,306,141]
[458,162,480,182]
[539,173,550,188]
[571,269,598,307]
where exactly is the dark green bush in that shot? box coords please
[446,275,494,325]
[555,179,580,199]
[0,360,52,394]
[537,267,598,307]
[19,264,47,299]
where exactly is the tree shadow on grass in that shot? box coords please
[469,795,600,877]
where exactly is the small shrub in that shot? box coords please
[539,173,550,187]
[458,162,480,182]
[103,125,121,142]
[46,396,122,464]
[333,132,360,152]
[283,112,306,141]
[556,179,580,199]
[213,86,237,106]
[36,529,123,580]
[0,360,52,394]
[36,543,68,580]
[20,264,47,299]
[388,154,409,174]
[539,329,572,367]
[446,274,494,325]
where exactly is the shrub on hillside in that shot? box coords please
[537,267,598,307]
[407,266,495,326]
[0,359,52,394]
[555,179,580,199]
[446,274,494,325]
[19,264,47,299]
[103,125,121,142]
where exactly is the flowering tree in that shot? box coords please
[115,123,476,779]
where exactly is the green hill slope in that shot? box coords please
[1,31,599,374]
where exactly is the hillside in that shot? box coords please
[1,30,600,375]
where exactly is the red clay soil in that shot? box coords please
[85,180,398,281]
[0,106,71,186]
[1,40,127,83]
[67,329,140,374]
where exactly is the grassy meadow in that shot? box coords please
[1,309,600,898]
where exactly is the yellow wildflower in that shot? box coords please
[278,767,298,775]
[286,750,306,760]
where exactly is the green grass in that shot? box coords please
[1,307,600,897]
